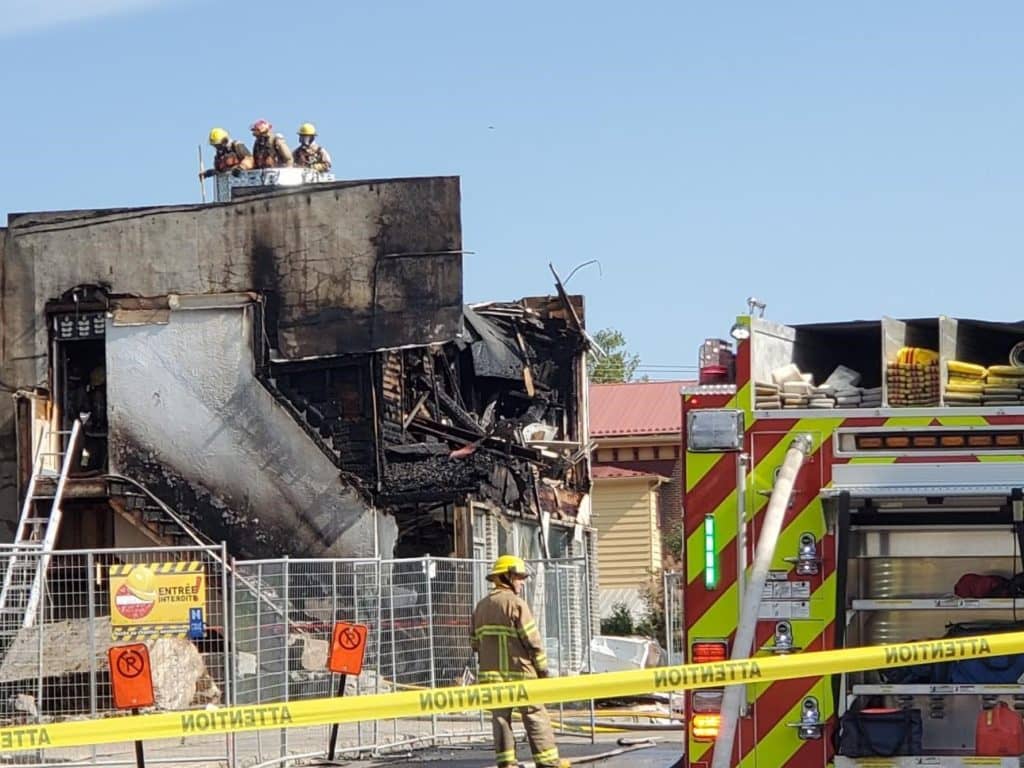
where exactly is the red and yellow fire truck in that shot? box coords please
[681,310,1024,767]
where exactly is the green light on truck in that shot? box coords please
[704,514,718,589]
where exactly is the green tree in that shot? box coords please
[600,603,636,636]
[589,328,641,383]
[662,524,682,563]
[636,542,684,647]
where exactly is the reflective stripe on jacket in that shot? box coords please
[470,585,548,682]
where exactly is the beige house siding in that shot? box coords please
[593,477,659,589]
[650,487,662,567]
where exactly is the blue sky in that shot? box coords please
[2,2,1022,379]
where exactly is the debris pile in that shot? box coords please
[264,293,590,554]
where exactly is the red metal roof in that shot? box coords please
[591,465,663,480]
[589,380,692,438]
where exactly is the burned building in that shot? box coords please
[0,177,593,562]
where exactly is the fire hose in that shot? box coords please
[710,434,813,768]
[482,737,659,767]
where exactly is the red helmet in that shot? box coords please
[250,119,272,136]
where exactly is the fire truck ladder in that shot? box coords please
[711,433,813,768]
[0,420,82,630]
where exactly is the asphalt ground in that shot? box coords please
[318,735,685,767]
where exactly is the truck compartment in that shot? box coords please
[842,512,1024,758]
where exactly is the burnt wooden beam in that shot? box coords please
[408,418,546,463]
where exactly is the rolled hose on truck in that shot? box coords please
[2,631,1022,752]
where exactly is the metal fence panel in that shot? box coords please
[0,551,594,766]
[663,571,684,665]
[231,556,594,762]
[0,545,229,767]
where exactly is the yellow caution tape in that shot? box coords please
[3,631,1024,752]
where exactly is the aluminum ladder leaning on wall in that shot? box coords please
[0,420,83,629]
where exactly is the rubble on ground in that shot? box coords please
[0,617,220,710]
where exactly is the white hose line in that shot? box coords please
[710,434,813,768]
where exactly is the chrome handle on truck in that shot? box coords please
[786,697,824,740]
[783,532,821,576]
[764,620,803,654]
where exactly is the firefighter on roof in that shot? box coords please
[250,119,293,169]
[200,128,253,178]
[293,123,332,172]
[471,555,569,768]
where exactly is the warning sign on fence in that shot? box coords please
[108,562,206,640]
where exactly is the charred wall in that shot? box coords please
[105,307,387,558]
[0,177,460,542]
[2,176,461,383]
[0,229,13,529]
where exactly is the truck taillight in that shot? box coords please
[691,690,723,741]
[691,639,728,663]
[692,714,721,740]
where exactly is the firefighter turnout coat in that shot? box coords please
[470,583,549,682]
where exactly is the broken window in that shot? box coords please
[48,286,109,474]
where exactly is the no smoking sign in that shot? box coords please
[328,622,368,675]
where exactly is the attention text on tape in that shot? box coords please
[181,706,293,734]
[884,637,990,665]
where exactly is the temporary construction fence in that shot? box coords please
[663,571,684,666]
[0,547,593,767]
[0,544,232,767]
[230,556,595,766]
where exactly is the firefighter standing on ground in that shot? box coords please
[471,555,569,768]
[250,119,293,168]
[200,128,253,178]
[293,123,332,172]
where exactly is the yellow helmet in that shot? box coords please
[298,122,317,137]
[126,565,157,601]
[488,555,529,581]
[208,127,229,146]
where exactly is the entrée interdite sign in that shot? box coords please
[108,562,206,640]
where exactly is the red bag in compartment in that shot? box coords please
[955,573,1010,598]
[976,702,1024,756]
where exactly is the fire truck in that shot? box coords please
[681,307,1024,767]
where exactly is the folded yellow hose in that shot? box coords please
[986,376,1024,388]
[989,365,1024,378]
[948,360,988,377]
[946,382,985,393]
[897,347,939,365]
